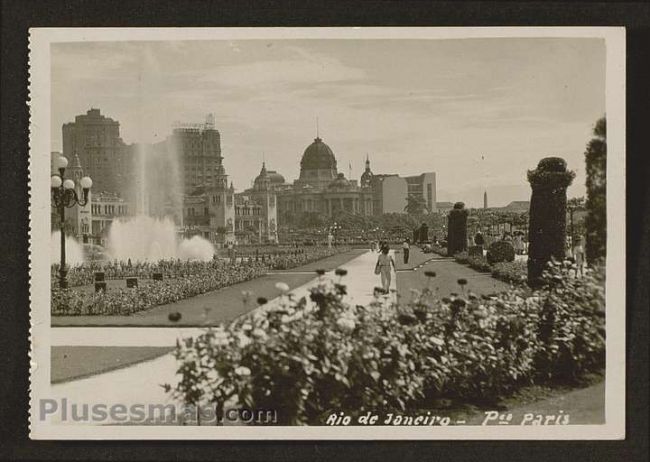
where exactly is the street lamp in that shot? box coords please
[51,155,92,288]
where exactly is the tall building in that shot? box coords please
[371,174,407,214]
[484,190,488,209]
[406,172,437,213]
[372,172,437,215]
[170,116,225,193]
[62,108,133,195]
[176,117,235,244]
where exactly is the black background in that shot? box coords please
[1,1,648,461]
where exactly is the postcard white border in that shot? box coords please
[29,26,626,440]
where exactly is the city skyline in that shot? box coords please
[51,38,605,207]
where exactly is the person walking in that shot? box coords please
[573,235,586,277]
[516,232,525,255]
[375,245,396,294]
[402,238,410,264]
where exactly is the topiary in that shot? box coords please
[447,203,468,256]
[527,157,575,287]
[486,241,515,265]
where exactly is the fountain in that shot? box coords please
[50,231,85,266]
[178,235,216,262]
[106,215,215,262]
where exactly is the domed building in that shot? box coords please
[295,137,339,189]
[272,136,374,224]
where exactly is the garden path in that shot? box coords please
[47,250,397,423]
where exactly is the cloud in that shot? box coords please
[50,38,604,207]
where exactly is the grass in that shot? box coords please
[51,346,172,384]
[396,256,511,304]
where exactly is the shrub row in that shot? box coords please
[168,262,605,425]
[51,262,269,316]
[454,251,527,285]
[52,246,350,316]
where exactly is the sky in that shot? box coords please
[51,38,605,207]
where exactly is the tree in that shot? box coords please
[585,117,606,264]
[527,157,575,287]
[404,194,426,215]
[567,197,586,243]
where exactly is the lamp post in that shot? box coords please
[51,155,92,288]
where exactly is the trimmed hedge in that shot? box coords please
[527,157,575,287]
[447,202,468,256]
[486,241,515,264]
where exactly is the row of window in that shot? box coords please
[236,208,261,216]
[91,204,127,215]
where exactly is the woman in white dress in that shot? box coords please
[375,245,396,293]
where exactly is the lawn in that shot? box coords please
[51,346,172,384]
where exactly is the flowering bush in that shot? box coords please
[51,247,350,316]
[491,261,528,285]
[430,243,447,256]
[455,252,526,284]
[169,262,605,425]
[52,262,269,316]
[268,247,350,270]
[486,241,515,265]
[534,260,606,382]
[51,246,349,288]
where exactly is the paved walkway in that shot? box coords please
[464,381,605,425]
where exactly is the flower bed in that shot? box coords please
[51,246,350,316]
[51,262,269,316]
[168,262,605,425]
[491,261,528,285]
[430,243,448,256]
[454,252,526,285]
[51,246,350,288]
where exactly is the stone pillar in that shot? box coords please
[527,157,575,287]
[447,202,468,256]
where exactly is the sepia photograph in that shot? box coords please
[28,27,625,439]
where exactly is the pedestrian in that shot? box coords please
[375,245,396,294]
[402,238,410,264]
[573,235,585,277]
[513,233,524,255]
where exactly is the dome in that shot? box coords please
[300,137,337,171]
[267,171,285,184]
[254,162,285,189]
[328,172,351,189]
